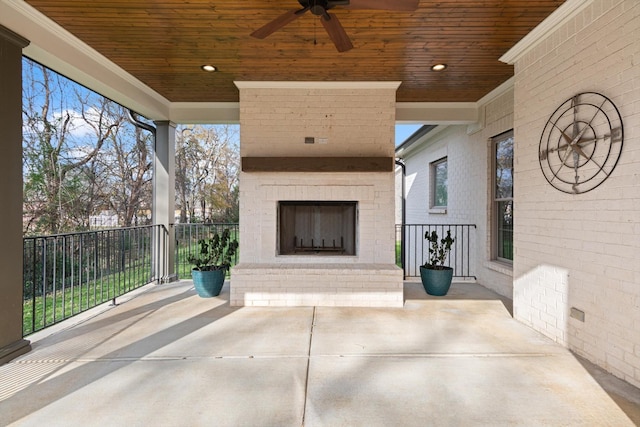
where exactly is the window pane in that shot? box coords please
[492,130,513,263]
[434,160,447,207]
[497,200,513,260]
[496,135,513,199]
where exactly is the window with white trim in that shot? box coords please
[492,130,513,262]
[430,157,448,209]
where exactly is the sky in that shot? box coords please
[395,124,422,146]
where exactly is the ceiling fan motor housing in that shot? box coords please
[310,4,325,15]
[300,0,351,15]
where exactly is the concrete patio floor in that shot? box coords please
[1,280,639,426]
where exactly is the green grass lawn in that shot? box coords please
[23,264,152,336]
[22,224,243,336]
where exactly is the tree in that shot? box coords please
[175,125,239,223]
[94,107,152,227]
[23,58,235,235]
[22,61,116,234]
[23,59,153,235]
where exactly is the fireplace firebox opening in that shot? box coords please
[278,201,357,256]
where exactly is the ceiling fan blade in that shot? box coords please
[345,0,419,11]
[250,9,306,39]
[321,12,354,52]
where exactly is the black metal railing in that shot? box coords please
[174,223,240,279]
[23,222,475,335]
[396,224,476,279]
[23,225,168,336]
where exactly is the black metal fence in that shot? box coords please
[22,225,168,336]
[22,222,475,335]
[396,224,476,279]
[175,223,474,279]
[174,223,240,279]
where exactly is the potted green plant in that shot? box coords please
[419,230,455,296]
[187,228,238,298]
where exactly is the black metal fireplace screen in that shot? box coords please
[278,201,356,255]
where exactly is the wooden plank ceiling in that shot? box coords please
[25,0,564,103]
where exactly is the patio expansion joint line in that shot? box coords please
[301,306,317,427]
[12,352,565,365]
[311,352,563,359]
[12,355,314,364]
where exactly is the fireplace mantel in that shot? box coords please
[241,157,394,173]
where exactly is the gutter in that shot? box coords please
[395,159,406,278]
[127,110,156,136]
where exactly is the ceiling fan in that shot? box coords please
[250,0,420,53]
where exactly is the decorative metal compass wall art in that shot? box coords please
[539,92,623,194]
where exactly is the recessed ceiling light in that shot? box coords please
[431,63,447,71]
[201,65,217,72]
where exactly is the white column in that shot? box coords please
[153,121,177,281]
[0,26,31,363]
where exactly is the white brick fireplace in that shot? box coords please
[230,82,404,307]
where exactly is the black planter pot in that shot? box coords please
[419,266,453,296]
[191,268,226,298]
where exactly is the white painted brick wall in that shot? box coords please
[239,87,396,158]
[231,263,403,307]
[399,89,515,298]
[238,172,395,264]
[233,84,403,307]
[512,0,640,388]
